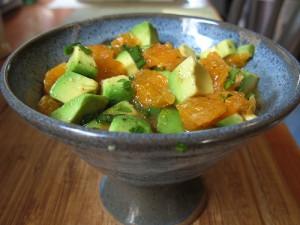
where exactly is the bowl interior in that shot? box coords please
[2,14,300,146]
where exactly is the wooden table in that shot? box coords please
[1,2,300,225]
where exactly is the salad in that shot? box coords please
[38,21,259,134]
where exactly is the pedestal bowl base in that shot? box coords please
[99,176,207,225]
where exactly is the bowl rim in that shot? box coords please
[1,13,300,147]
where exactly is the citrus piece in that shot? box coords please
[38,95,62,115]
[89,44,127,81]
[111,33,140,55]
[200,52,230,91]
[225,53,251,68]
[43,63,66,94]
[176,96,227,131]
[133,69,175,108]
[209,91,252,117]
[143,43,184,71]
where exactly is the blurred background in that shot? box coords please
[0,0,299,142]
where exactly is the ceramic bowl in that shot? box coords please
[1,14,300,225]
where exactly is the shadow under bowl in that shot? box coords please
[1,14,300,225]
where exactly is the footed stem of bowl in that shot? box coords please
[99,176,207,225]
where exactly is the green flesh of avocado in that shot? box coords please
[130,21,159,48]
[109,115,152,133]
[157,108,184,134]
[217,113,244,127]
[116,51,139,75]
[238,72,259,95]
[66,46,98,78]
[103,101,137,116]
[178,44,197,60]
[50,94,108,123]
[101,75,134,104]
[215,39,237,58]
[50,71,98,103]
[237,44,255,57]
[169,56,213,103]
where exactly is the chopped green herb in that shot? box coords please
[129,125,145,133]
[96,114,114,124]
[224,68,240,89]
[80,113,97,125]
[64,43,92,56]
[176,143,188,153]
[123,45,145,69]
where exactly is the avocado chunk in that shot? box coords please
[109,115,152,133]
[103,101,137,116]
[200,39,236,58]
[159,70,172,79]
[66,45,98,78]
[238,72,259,95]
[178,44,197,60]
[101,75,134,104]
[84,119,108,130]
[116,51,139,75]
[50,71,99,103]
[157,108,184,134]
[243,114,257,121]
[237,44,255,57]
[217,113,244,127]
[51,93,108,123]
[123,46,146,69]
[130,21,159,48]
[215,39,237,58]
[169,56,213,103]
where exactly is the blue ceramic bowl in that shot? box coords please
[1,14,300,187]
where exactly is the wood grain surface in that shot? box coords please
[1,2,300,225]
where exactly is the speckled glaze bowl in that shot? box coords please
[1,14,300,225]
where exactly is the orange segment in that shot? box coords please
[209,91,251,117]
[38,95,62,115]
[133,69,175,108]
[143,43,184,71]
[43,63,66,94]
[111,33,140,55]
[225,53,251,68]
[200,52,230,91]
[176,96,227,131]
[89,44,127,81]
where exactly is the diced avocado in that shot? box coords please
[237,44,255,57]
[169,56,213,103]
[238,72,259,95]
[51,94,108,123]
[101,75,134,104]
[66,45,98,78]
[84,119,108,130]
[200,46,217,59]
[109,115,152,133]
[103,101,137,116]
[116,51,139,75]
[157,108,184,134]
[217,113,244,127]
[179,44,197,60]
[159,70,172,79]
[130,21,159,48]
[243,114,257,121]
[215,39,237,58]
[123,46,146,69]
[50,71,98,103]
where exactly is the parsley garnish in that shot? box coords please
[64,43,92,56]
